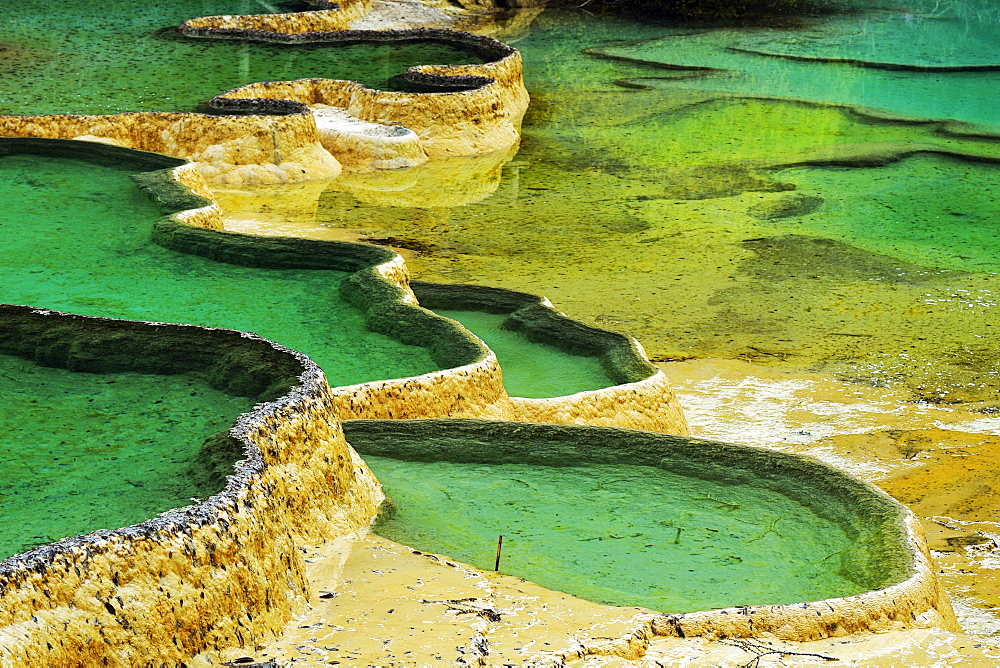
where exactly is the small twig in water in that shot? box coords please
[692,496,742,511]
[747,517,783,542]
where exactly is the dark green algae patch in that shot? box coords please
[346,418,914,613]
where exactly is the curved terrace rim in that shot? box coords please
[342,417,957,641]
[188,28,519,110]
[0,305,320,574]
[0,29,518,121]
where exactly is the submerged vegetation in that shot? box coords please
[570,0,1000,22]
[566,0,855,20]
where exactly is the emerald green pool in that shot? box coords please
[0,0,485,115]
[0,150,449,559]
[0,153,438,386]
[0,353,253,559]
[369,455,861,612]
[434,309,613,398]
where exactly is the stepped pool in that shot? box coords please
[0,151,439,386]
[0,0,487,115]
[0,145,448,564]
[432,309,613,397]
[0,353,253,559]
[349,419,915,614]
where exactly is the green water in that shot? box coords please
[295,6,1000,407]
[0,0,485,115]
[369,456,861,612]
[0,153,438,386]
[774,153,1000,274]
[0,354,253,559]
[741,9,1000,69]
[589,1,1000,129]
[434,309,613,398]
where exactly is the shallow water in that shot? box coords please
[0,153,438,386]
[0,354,253,559]
[369,456,861,612]
[774,154,1000,274]
[245,6,1000,408]
[0,0,485,115]
[591,1,1000,129]
[433,309,613,397]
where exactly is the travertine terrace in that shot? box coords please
[0,1,979,664]
[0,137,955,664]
[0,6,528,185]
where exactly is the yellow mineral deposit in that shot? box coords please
[213,145,519,223]
[311,103,430,170]
[211,38,529,164]
[234,536,993,666]
[180,0,376,34]
[0,111,343,185]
